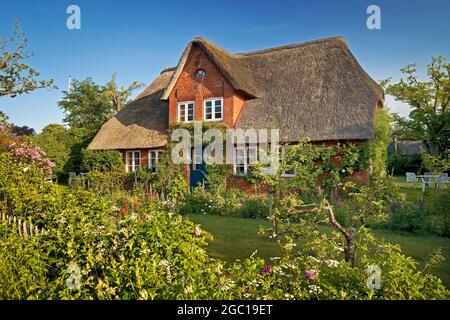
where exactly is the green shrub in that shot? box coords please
[425,189,450,237]
[387,154,422,175]
[387,207,433,234]
[177,188,217,215]
[81,149,123,173]
[238,197,269,219]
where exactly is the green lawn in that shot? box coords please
[186,214,450,288]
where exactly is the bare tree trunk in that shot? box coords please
[323,200,356,267]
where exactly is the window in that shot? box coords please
[192,147,202,171]
[148,150,162,173]
[233,145,257,175]
[126,151,141,173]
[195,69,206,79]
[280,145,297,177]
[204,98,223,121]
[178,102,194,123]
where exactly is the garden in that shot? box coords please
[0,22,449,300]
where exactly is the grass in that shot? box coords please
[186,214,450,288]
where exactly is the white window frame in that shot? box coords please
[280,145,297,177]
[233,145,257,175]
[148,150,163,173]
[125,150,141,173]
[203,97,223,121]
[178,101,195,123]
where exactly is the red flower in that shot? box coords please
[262,264,272,273]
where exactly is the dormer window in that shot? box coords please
[195,69,206,79]
[204,98,223,121]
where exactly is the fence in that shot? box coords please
[0,212,44,239]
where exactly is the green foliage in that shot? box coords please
[0,152,47,214]
[165,174,188,203]
[0,23,56,98]
[0,156,448,299]
[425,189,450,237]
[382,56,450,156]
[32,124,73,181]
[81,149,123,173]
[421,153,450,174]
[238,197,269,219]
[205,163,229,195]
[58,78,118,134]
[387,208,433,234]
[369,107,393,179]
[387,154,422,175]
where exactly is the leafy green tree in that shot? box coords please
[382,56,450,156]
[32,124,73,180]
[0,23,56,98]
[57,76,142,174]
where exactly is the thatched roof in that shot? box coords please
[89,36,384,150]
[87,69,173,150]
[235,36,384,141]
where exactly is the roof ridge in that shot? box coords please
[160,66,176,74]
[237,36,347,56]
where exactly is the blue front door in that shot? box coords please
[189,147,206,189]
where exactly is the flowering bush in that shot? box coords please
[8,142,54,177]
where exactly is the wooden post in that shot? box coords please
[23,220,28,239]
[18,219,22,237]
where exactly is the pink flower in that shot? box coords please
[195,226,202,236]
[262,264,272,273]
[305,270,315,281]
[143,214,150,221]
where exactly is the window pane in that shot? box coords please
[215,112,222,119]
[214,99,222,106]
[248,147,257,164]
[206,101,212,107]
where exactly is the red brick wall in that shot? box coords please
[168,45,245,127]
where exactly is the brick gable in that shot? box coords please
[168,45,245,127]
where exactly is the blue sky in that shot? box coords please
[1,0,449,132]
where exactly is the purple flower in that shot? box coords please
[305,270,315,281]
[390,203,398,213]
[262,264,272,273]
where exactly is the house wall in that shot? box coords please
[168,45,246,127]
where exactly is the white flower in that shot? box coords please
[325,259,339,268]
[308,285,323,294]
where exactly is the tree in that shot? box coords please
[0,23,56,98]
[32,124,73,180]
[382,56,450,156]
[59,75,142,134]
[106,72,143,111]
[12,125,35,136]
[57,76,142,175]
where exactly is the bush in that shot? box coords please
[238,197,269,219]
[81,149,123,173]
[387,154,422,175]
[387,207,433,234]
[178,188,218,215]
[425,189,450,237]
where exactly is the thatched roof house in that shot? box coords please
[88,36,383,189]
[89,36,383,150]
